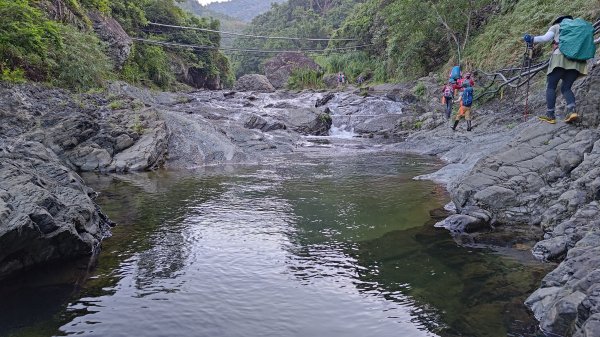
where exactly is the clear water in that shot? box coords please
[0,152,549,337]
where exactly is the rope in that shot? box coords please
[131,38,372,54]
[148,22,359,42]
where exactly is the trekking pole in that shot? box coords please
[522,42,533,121]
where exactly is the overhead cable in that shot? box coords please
[131,37,372,54]
[148,22,358,42]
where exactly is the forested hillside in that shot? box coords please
[0,0,233,91]
[331,0,599,82]
[231,0,599,86]
[231,0,365,77]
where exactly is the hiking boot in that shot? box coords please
[538,116,556,124]
[451,120,459,131]
[564,113,579,123]
[466,120,472,131]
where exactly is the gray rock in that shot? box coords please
[234,74,275,93]
[541,291,586,336]
[283,108,332,136]
[315,93,335,108]
[0,140,112,280]
[263,52,319,89]
[88,11,132,70]
[435,214,488,233]
[533,236,569,261]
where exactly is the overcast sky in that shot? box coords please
[196,0,228,4]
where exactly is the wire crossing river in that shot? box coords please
[0,152,550,337]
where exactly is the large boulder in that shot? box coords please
[0,140,112,279]
[283,108,332,136]
[263,52,320,89]
[88,11,132,70]
[234,74,275,93]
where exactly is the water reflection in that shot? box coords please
[0,153,550,337]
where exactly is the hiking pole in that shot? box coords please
[522,42,533,121]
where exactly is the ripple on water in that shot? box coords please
[0,152,549,337]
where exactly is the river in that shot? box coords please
[0,141,550,337]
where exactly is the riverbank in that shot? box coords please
[1,63,599,336]
[394,64,600,337]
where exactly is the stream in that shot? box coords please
[0,138,551,337]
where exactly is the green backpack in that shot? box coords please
[559,18,597,61]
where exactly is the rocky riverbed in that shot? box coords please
[1,63,600,336]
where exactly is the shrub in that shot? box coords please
[0,67,26,83]
[49,25,114,91]
[0,0,60,81]
[288,68,324,90]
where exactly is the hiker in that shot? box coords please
[441,82,454,119]
[452,83,474,131]
[524,15,597,124]
[449,65,461,84]
[458,72,475,88]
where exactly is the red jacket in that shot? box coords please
[454,78,474,90]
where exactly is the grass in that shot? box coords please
[315,51,389,84]
[287,68,324,90]
[413,82,426,99]
[108,100,125,110]
[462,0,600,72]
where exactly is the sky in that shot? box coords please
[196,0,229,4]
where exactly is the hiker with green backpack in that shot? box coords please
[524,15,597,124]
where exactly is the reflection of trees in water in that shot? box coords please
[279,164,545,337]
[90,173,226,291]
[1,172,227,336]
[348,224,548,337]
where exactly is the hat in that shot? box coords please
[553,15,573,25]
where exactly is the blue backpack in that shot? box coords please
[449,66,461,82]
[462,87,474,107]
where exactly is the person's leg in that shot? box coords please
[452,106,462,130]
[560,69,579,114]
[545,68,564,119]
[465,108,472,131]
[446,98,453,119]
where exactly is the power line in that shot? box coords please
[148,22,358,42]
[131,37,372,54]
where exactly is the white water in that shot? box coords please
[328,124,357,139]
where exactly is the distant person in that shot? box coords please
[357,75,364,85]
[524,15,597,124]
[441,82,454,119]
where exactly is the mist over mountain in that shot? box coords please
[206,0,287,22]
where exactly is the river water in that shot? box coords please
[0,143,550,337]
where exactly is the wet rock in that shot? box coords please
[435,214,488,233]
[532,236,569,261]
[0,140,111,280]
[284,108,332,136]
[243,114,286,132]
[263,52,319,89]
[315,93,335,108]
[234,74,275,93]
